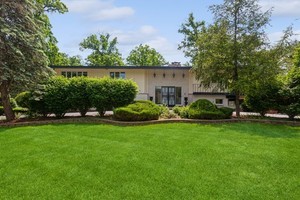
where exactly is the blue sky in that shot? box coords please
[49,0,300,64]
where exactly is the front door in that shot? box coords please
[162,87,175,106]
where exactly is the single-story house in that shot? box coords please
[51,66,235,107]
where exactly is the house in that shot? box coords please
[51,66,235,107]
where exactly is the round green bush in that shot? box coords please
[114,100,161,121]
[188,99,225,119]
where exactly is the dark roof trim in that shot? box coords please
[50,65,192,70]
[193,92,230,95]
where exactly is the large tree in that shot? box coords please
[80,33,124,66]
[0,0,51,121]
[182,0,272,117]
[126,44,166,66]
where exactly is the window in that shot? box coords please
[176,87,182,104]
[61,71,88,78]
[215,99,223,105]
[110,72,125,79]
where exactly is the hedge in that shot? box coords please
[188,99,226,119]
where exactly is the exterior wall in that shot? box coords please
[146,68,190,105]
[191,94,229,107]
[54,68,147,93]
[53,67,232,107]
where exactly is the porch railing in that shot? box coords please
[193,84,229,94]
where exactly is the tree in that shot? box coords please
[178,13,206,63]
[38,0,68,66]
[184,0,272,117]
[80,33,124,66]
[278,44,300,119]
[0,0,51,121]
[126,44,166,66]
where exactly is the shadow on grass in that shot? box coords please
[212,122,300,139]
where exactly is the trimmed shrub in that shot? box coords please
[68,77,93,116]
[188,99,225,119]
[172,105,182,115]
[15,91,31,108]
[219,107,234,119]
[88,77,138,116]
[159,105,177,119]
[114,100,161,121]
[44,77,71,118]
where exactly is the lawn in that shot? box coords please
[0,123,299,199]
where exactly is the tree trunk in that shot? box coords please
[235,91,240,118]
[0,81,15,121]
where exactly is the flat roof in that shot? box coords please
[50,66,192,70]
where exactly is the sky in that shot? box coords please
[49,0,300,64]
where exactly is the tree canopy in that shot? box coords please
[179,0,273,117]
[0,0,52,120]
[126,44,167,66]
[80,33,124,66]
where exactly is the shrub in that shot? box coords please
[159,105,178,119]
[68,77,93,116]
[114,100,161,121]
[219,107,234,119]
[0,106,3,116]
[172,106,182,115]
[88,77,138,116]
[188,99,225,119]
[44,77,71,118]
[13,107,28,115]
[172,106,189,118]
[15,91,31,108]
[244,82,280,116]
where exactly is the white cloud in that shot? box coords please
[64,0,135,21]
[260,0,300,17]
[268,29,300,44]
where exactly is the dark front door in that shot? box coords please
[162,87,175,106]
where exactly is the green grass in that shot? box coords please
[0,123,299,200]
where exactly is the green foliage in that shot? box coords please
[181,0,274,117]
[88,78,138,116]
[114,100,161,121]
[278,45,300,120]
[68,77,92,116]
[219,107,234,119]
[44,77,71,118]
[244,82,281,116]
[0,0,52,120]
[13,107,28,115]
[126,44,167,66]
[9,98,17,109]
[15,92,31,108]
[159,105,177,119]
[188,99,225,119]
[172,106,189,118]
[0,106,3,116]
[178,13,206,63]
[80,33,124,66]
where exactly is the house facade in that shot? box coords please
[52,66,235,107]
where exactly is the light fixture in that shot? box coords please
[172,73,175,78]
[182,73,185,78]
[163,73,166,78]
[153,73,156,78]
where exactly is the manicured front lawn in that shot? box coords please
[0,123,299,199]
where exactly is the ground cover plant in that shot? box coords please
[0,123,299,199]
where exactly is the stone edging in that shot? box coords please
[0,117,300,128]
